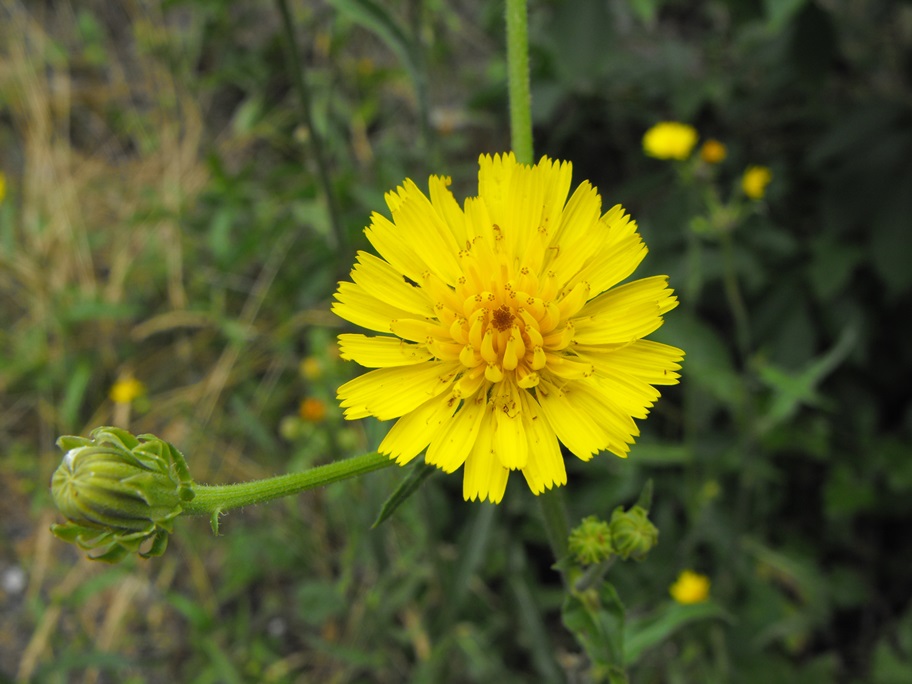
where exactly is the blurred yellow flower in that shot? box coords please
[0,172,6,203]
[109,377,146,405]
[300,356,324,381]
[299,397,328,423]
[700,139,727,164]
[670,570,711,604]
[333,152,683,503]
[742,165,772,199]
[643,122,698,161]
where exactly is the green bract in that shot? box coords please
[50,427,194,563]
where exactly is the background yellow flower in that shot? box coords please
[109,377,146,405]
[700,139,727,164]
[670,570,711,604]
[643,122,699,160]
[742,165,772,199]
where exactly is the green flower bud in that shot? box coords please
[50,427,194,563]
[607,504,658,562]
[568,515,613,566]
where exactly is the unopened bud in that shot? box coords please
[607,504,658,561]
[568,516,614,565]
[50,427,194,563]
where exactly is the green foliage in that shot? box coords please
[1,0,910,681]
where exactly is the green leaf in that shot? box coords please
[59,359,92,431]
[327,0,427,134]
[561,584,628,681]
[757,324,857,433]
[372,461,435,527]
[625,601,729,664]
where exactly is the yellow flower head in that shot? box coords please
[643,122,698,161]
[0,172,6,203]
[333,153,683,503]
[742,165,772,199]
[700,139,727,164]
[109,377,146,405]
[670,570,711,604]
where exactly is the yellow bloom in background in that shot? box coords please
[300,356,324,381]
[742,165,772,199]
[700,139,727,164]
[0,172,6,203]
[333,153,683,503]
[643,122,698,160]
[299,397,328,423]
[670,570,711,604]
[109,377,146,405]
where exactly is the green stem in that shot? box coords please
[719,230,751,365]
[538,487,573,586]
[506,0,533,165]
[275,0,347,253]
[182,452,394,516]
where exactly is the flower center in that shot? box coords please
[491,305,514,332]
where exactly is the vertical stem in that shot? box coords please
[538,487,573,587]
[719,231,751,365]
[506,0,533,165]
[275,0,347,253]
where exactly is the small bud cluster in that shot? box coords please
[568,497,659,566]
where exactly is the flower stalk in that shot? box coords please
[50,427,395,562]
[506,0,533,165]
[183,451,394,532]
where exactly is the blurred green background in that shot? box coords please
[1,0,910,682]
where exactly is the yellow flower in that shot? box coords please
[333,153,683,503]
[0,172,6,203]
[700,139,727,164]
[643,122,698,161]
[299,397,328,423]
[109,377,146,405]
[670,570,711,604]
[300,357,324,381]
[742,165,772,199]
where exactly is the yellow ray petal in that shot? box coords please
[518,390,566,494]
[544,181,603,281]
[332,282,419,333]
[538,157,574,242]
[428,175,467,245]
[462,405,510,503]
[579,275,678,319]
[563,381,640,458]
[580,339,684,385]
[337,361,460,420]
[426,391,488,473]
[390,179,463,282]
[492,379,528,470]
[569,230,648,298]
[350,251,435,317]
[364,212,428,283]
[477,152,517,228]
[338,334,433,368]
[379,392,460,464]
[573,276,678,345]
[536,380,609,461]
